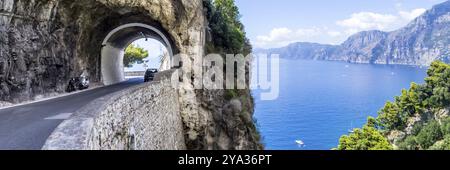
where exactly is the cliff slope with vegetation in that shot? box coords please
[338,61,450,150]
[200,0,263,150]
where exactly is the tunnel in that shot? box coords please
[101,23,175,85]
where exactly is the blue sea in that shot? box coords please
[252,59,427,150]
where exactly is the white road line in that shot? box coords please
[0,85,104,110]
[0,78,142,111]
[44,113,73,120]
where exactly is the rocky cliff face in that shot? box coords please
[0,0,261,150]
[257,0,450,66]
[1,0,72,102]
[332,30,388,63]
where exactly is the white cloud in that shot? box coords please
[253,7,428,48]
[337,8,426,34]
[327,31,342,37]
[399,8,426,21]
[254,27,327,48]
[336,12,398,31]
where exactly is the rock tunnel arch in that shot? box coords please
[0,0,262,150]
[100,23,175,85]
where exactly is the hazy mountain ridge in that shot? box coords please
[255,1,450,66]
[255,42,338,60]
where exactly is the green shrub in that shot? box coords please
[337,125,393,150]
[441,117,450,135]
[377,83,426,130]
[224,89,238,100]
[411,123,424,136]
[429,135,450,150]
[397,136,419,150]
[425,61,450,108]
[416,120,443,149]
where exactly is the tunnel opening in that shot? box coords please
[123,38,170,80]
[101,23,175,85]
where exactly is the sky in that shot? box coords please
[127,0,447,71]
[235,0,447,49]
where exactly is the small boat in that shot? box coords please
[295,140,305,146]
[348,121,355,133]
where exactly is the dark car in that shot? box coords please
[144,69,158,82]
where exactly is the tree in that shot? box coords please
[416,120,442,149]
[441,117,450,135]
[397,136,419,150]
[337,125,393,150]
[214,0,241,28]
[205,0,249,54]
[366,116,377,128]
[428,135,450,150]
[377,101,403,130]
[124,44,149,68]
[425,61,450,108]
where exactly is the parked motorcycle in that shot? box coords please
[66,75,90,93]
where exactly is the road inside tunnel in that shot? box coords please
[0,78,145,150]
[101,23,174,85]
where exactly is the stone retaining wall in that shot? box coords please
[43,70,185,150]
[124,71,146,77]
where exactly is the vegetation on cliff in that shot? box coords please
[204,0,252,55]
[201,0,263,149]
[338,123,392,150]
[337,61,450,150]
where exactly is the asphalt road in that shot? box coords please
[0,78,144,150]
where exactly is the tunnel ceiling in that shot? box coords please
[104,26,170,50]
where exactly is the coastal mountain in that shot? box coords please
[256,0,450,66]
[255,42,338,60]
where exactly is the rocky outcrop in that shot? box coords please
[1,0,261,150]
[331,30,388,64]
[256,0,450,66]
[387,108,449,149]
